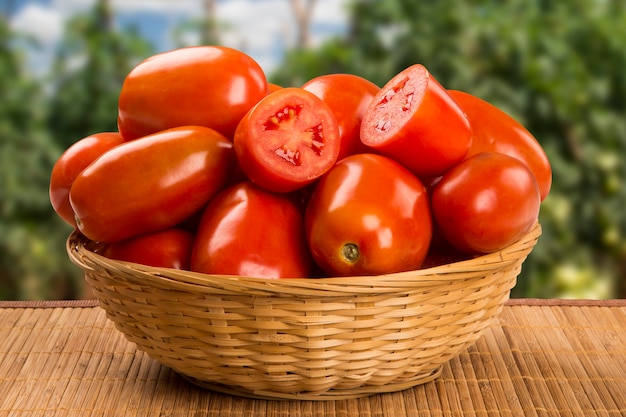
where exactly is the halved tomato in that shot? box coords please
[233,87,341,193]
[360,64,471,177]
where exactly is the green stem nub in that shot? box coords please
[341,243,360,264]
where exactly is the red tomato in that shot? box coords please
[268,83,283,93]
[449,90,552,201]
[360,64,472,177]
[305,153,432,276]
[191,181,312,278]
[70,126,234,243]
[233,87,341,193]
[431,152,540,254]
[302,73,380,160]
[49,132,125,228]
[104,228,194,270]
[118,46,268,141]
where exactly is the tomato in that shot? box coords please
[233,87,341,193]
[302,73,379,160]
[305,153,432,276]
[360,64,472,177]
[268,83,283,93]
[449,90,552,201]
[431,152,540,254]
[49,132,125,228]
[118,46,268,141]
[191,181,312,278]
[104,228,194,270]
[70,126,234,243]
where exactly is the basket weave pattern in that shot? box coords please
[67,223,541,400]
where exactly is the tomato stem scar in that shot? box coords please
[341,243,360,264]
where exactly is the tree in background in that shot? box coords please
[271,0,626,298]
[46,0,152,150]
[0,1,152,299]
[0,16,75,299]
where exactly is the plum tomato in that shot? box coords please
[103,228,194,270]
[360,64,472,177]
[49,132,125,228]
[449,90,552,201]
[431,152,540,254]
[305,153,432,276]
[191,181,312,278]
[233,87,341,193]
[70,126,234,243]
[302,73,380,160]
[117,46,268,141]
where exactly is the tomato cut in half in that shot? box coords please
[233,87,341,193]
[360,64,472,177]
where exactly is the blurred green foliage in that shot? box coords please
[1,0,624,299]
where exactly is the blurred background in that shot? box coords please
[1,0,624,300]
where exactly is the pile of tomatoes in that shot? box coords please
[50,45,551,279]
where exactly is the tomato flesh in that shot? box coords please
[234,87,340,193]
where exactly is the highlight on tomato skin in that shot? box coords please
[360,64,472,178]
[233,87,341,193]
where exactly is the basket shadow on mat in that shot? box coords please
[66,223,541,401]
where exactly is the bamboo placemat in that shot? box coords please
[0,298,625,416]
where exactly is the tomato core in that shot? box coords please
[341,243,360,264]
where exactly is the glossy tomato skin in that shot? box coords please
[70,126,234,243]
[449,90,552,201]
[431,152,540,254]
[118,46,268,141]
[191,181,312,278]
[305,153,432,276]
[360,64,472,177]
[233,87,341,193]
[49,132,125,228]
[302,73,379,160]
[104,228,194,270]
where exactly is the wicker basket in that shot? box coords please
[66,222,541,400]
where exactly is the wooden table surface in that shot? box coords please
[0,298,625,416]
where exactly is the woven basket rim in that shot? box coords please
[67,222,541,296]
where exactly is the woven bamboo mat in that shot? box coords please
[0,298,625,416]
